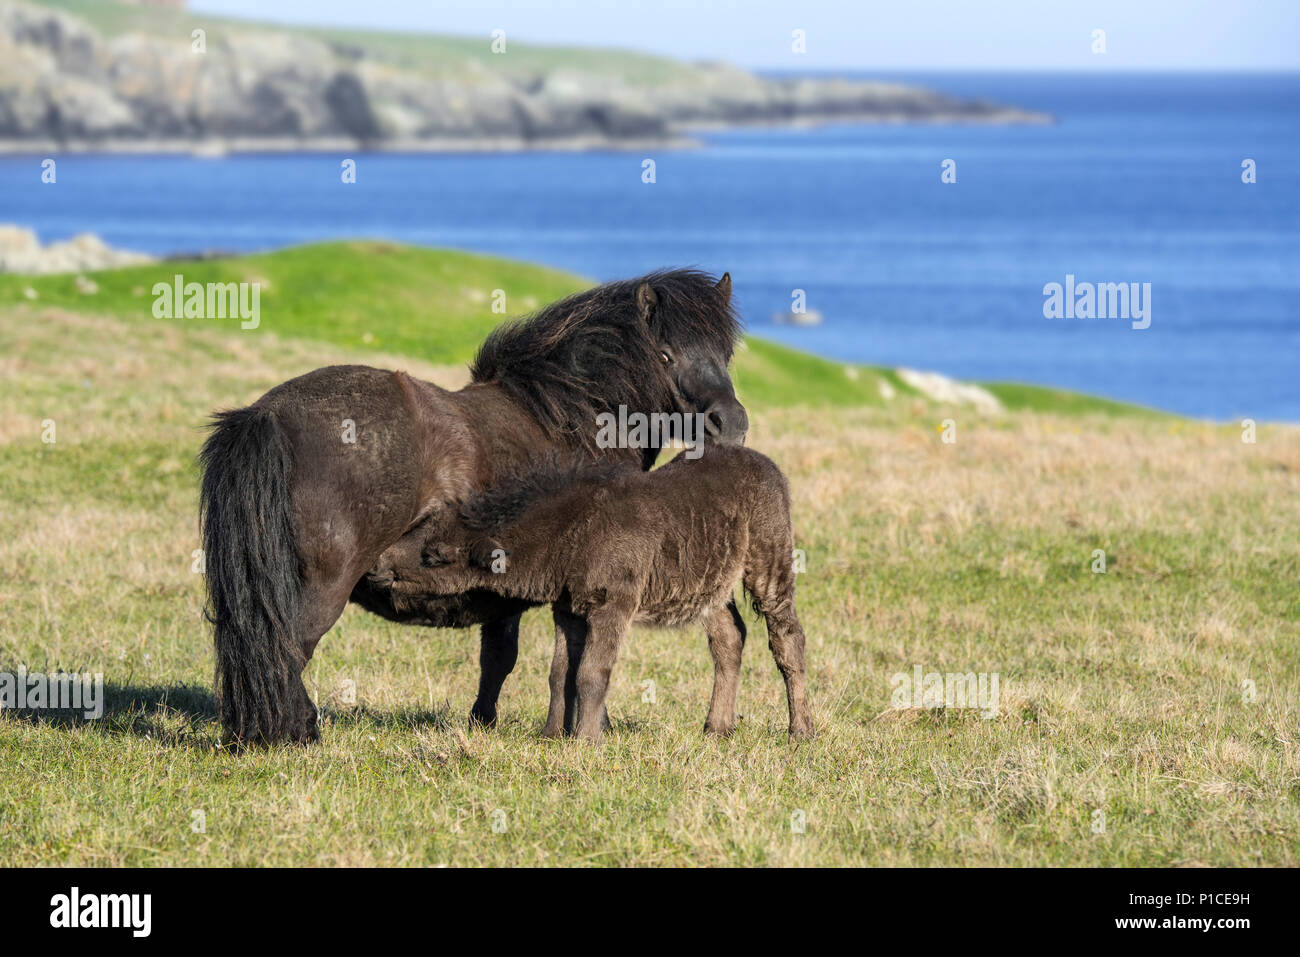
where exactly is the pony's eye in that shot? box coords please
[660,351,672,364]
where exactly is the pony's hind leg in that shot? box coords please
[291,566,367,743]
[703,600,747,737]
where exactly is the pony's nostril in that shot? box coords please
[702,402,747,445]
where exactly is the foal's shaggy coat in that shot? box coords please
[368,446,813,741]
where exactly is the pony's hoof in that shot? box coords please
[468,707,497,730]
[703,721,736,738]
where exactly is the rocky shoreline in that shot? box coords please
[0,0,1050,155]
[0,225,152,274]
[0,133,699,155]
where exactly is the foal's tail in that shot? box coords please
[199,406,303,744]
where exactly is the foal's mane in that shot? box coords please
[458,457,639,535]
[469,269,741,450]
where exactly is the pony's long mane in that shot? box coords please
[469,269,741,450]
[457,456,639,535]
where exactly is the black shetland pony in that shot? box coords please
[199,270,746,745]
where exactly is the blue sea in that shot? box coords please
[3,72,1297,419]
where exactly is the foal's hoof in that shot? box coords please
[703,721,737,738]
[468,707,498,731]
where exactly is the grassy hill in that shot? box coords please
[0,240,1153,416]
[31,0,715,85]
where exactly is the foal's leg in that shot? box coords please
[746,568,814,738]
[469,614,521,729]
[572,605,633,743]
[763,603,813,737]
[546,607,611,738]
[703,599,747,737]
[545,609,584,737]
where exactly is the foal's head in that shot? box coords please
[373,458,639,594]
[470,269,748,458]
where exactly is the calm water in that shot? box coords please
[4,72,1297,418]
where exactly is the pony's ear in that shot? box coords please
[635,281,658,323]
[715,272,732,301]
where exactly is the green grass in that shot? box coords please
[0,241,1151,416]
[1,243,1294,866]
[985,381,1168,418]
[0,241,586,366]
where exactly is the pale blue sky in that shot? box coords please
[191,0,1299,70]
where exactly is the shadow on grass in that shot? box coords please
[2,673,468,748]
[324,703,458,733]
[0,678,220,749]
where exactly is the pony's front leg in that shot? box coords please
[469,614,520,729]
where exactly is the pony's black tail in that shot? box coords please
[199,406,303,744]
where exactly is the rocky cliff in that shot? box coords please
[0,1,1049,152]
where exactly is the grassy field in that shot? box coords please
[1,244,1296,866]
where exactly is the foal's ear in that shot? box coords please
[635,281,658,323]
[715,272,732,301]
[420,543,459,568]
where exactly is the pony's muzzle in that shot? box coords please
[702,398,748,447]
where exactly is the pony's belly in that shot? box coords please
[351,579,534,628]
